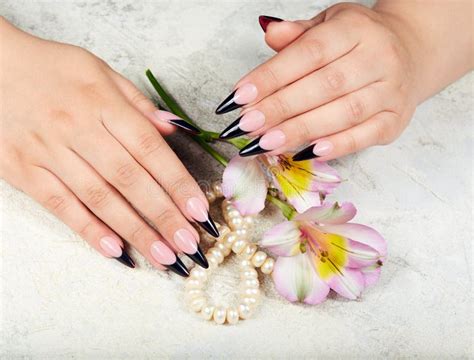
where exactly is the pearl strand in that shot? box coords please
[184,181,275,325]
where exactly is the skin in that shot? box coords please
[234,0,473,159]
[0,17,207,269]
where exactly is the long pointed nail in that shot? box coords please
[151,240,190,278]
[153,110,201,135]
[186,244,209,269]
[258,15,284,32]
[239,130,286,157]
[100,236,135,268]
[292,141,333,161]
[219,110,265,139]
[165,257,190,277]
[215,83,258,115]
[186,197,220,238]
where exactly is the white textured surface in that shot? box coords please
[0,1,472,358]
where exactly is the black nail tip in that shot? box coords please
[168,119,201,135]
[115,251,136,268]
[165,257,190,278]
[198,217,220,238]
[215,89,241,115]
[186,245,209,269]
[292,144,318,162]
[219,116,248,139]
[239,136,268,157]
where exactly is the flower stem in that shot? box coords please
[266,194,296,220]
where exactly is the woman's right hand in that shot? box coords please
[0,17,218,276]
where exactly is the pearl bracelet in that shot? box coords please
[184,182,275,325]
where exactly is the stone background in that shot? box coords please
[1,0,472,358]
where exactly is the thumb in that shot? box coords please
[260,11,327,52]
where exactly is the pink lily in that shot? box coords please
[222,154,341,215]
[260,202,387,304]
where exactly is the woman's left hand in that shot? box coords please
[216,3,419,161]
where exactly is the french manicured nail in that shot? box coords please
[258,15,284,32]
[174,229,209,269]
[292,140,334,161]
[100,236,135,268]
[215,83,258,115]
[151,240,189,277]
[219,110,265,139]
[239,130,286,157]
[186,197,219,238]
[153,110,201,134]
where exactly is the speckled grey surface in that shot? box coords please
[0,0,472,358]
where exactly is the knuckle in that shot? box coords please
[322,68,346,92]
[84,185,110,208]
[167,175,194,198]
[114,162,140,187]
[270,95,291,119]
[344,132,358,154]
[345,95,366,126]
[128,224,149,247]
[136,132,164,159]
[77,220,96,239]
[45,194,69,214]
[300,36,324,66]
[298,120,312,143]
[376,116,401,145]
[129,88,150,107]
[153,207,176,228]
[257,63,280,90]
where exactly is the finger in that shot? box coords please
[236,52,385,156]
[22,164,136,268]
[262,11,327,52]
[215,17,359,114]
[52,149,190,277]
[102,103,219,242]
[265,82,394,154]
[293,111,402,161]
[108,70,176,136]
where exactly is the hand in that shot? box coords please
[216,3,420,161]
[0,18,217,276]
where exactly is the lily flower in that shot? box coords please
[222,154,341,215]
[260,202,386,304]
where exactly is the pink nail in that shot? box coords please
[234,83,258,105]
[259,130,286,150]
[186,197,209,222]
[99,236,123,258]
[174,229,198,255]
[150,241,176,265]
[239,110,265,132]
[313,140,334,156]
[153,110,181,123]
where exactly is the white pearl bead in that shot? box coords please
[208,247,224,264]
[239,259,252,268]
[200,304,215,320]
[185,289,204,302]
[188,296,207,312]
[261,258,275,274]
[240,267,258,280]
[215,242,231,257]
[251,251,267,267]
[240,243,257,260]
[241,295,259,307]
[240,288,260,297]
[190,267,208,281]
[213,306,227,325]
[205,189,216,203]
[235,228,248,238]
[232,239,248,255]
[242,278,259,289]
[212,181,223,197]
[238,303,253,319]
[241,216,254,229]
[226,307,239,325]
[206,254,219,270]
[221,200,234,213]
[185,278,203,290]
[217,225,231,240]
[227,209,242,219]
[220,233,237,249]
[228,217,244,230]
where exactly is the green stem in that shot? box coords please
[266,194,297,220]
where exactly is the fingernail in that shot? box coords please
[292,140,334,161]
[174,229,198,254]
[186,244,209,269]
[151,240,189,277]
[186,197,219,238]
[100,236,136,268]
[258,15,284,32]
[239,130,286,157]
[215,83,258,115]
[219,110,265,139]
[153,110,201,135]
